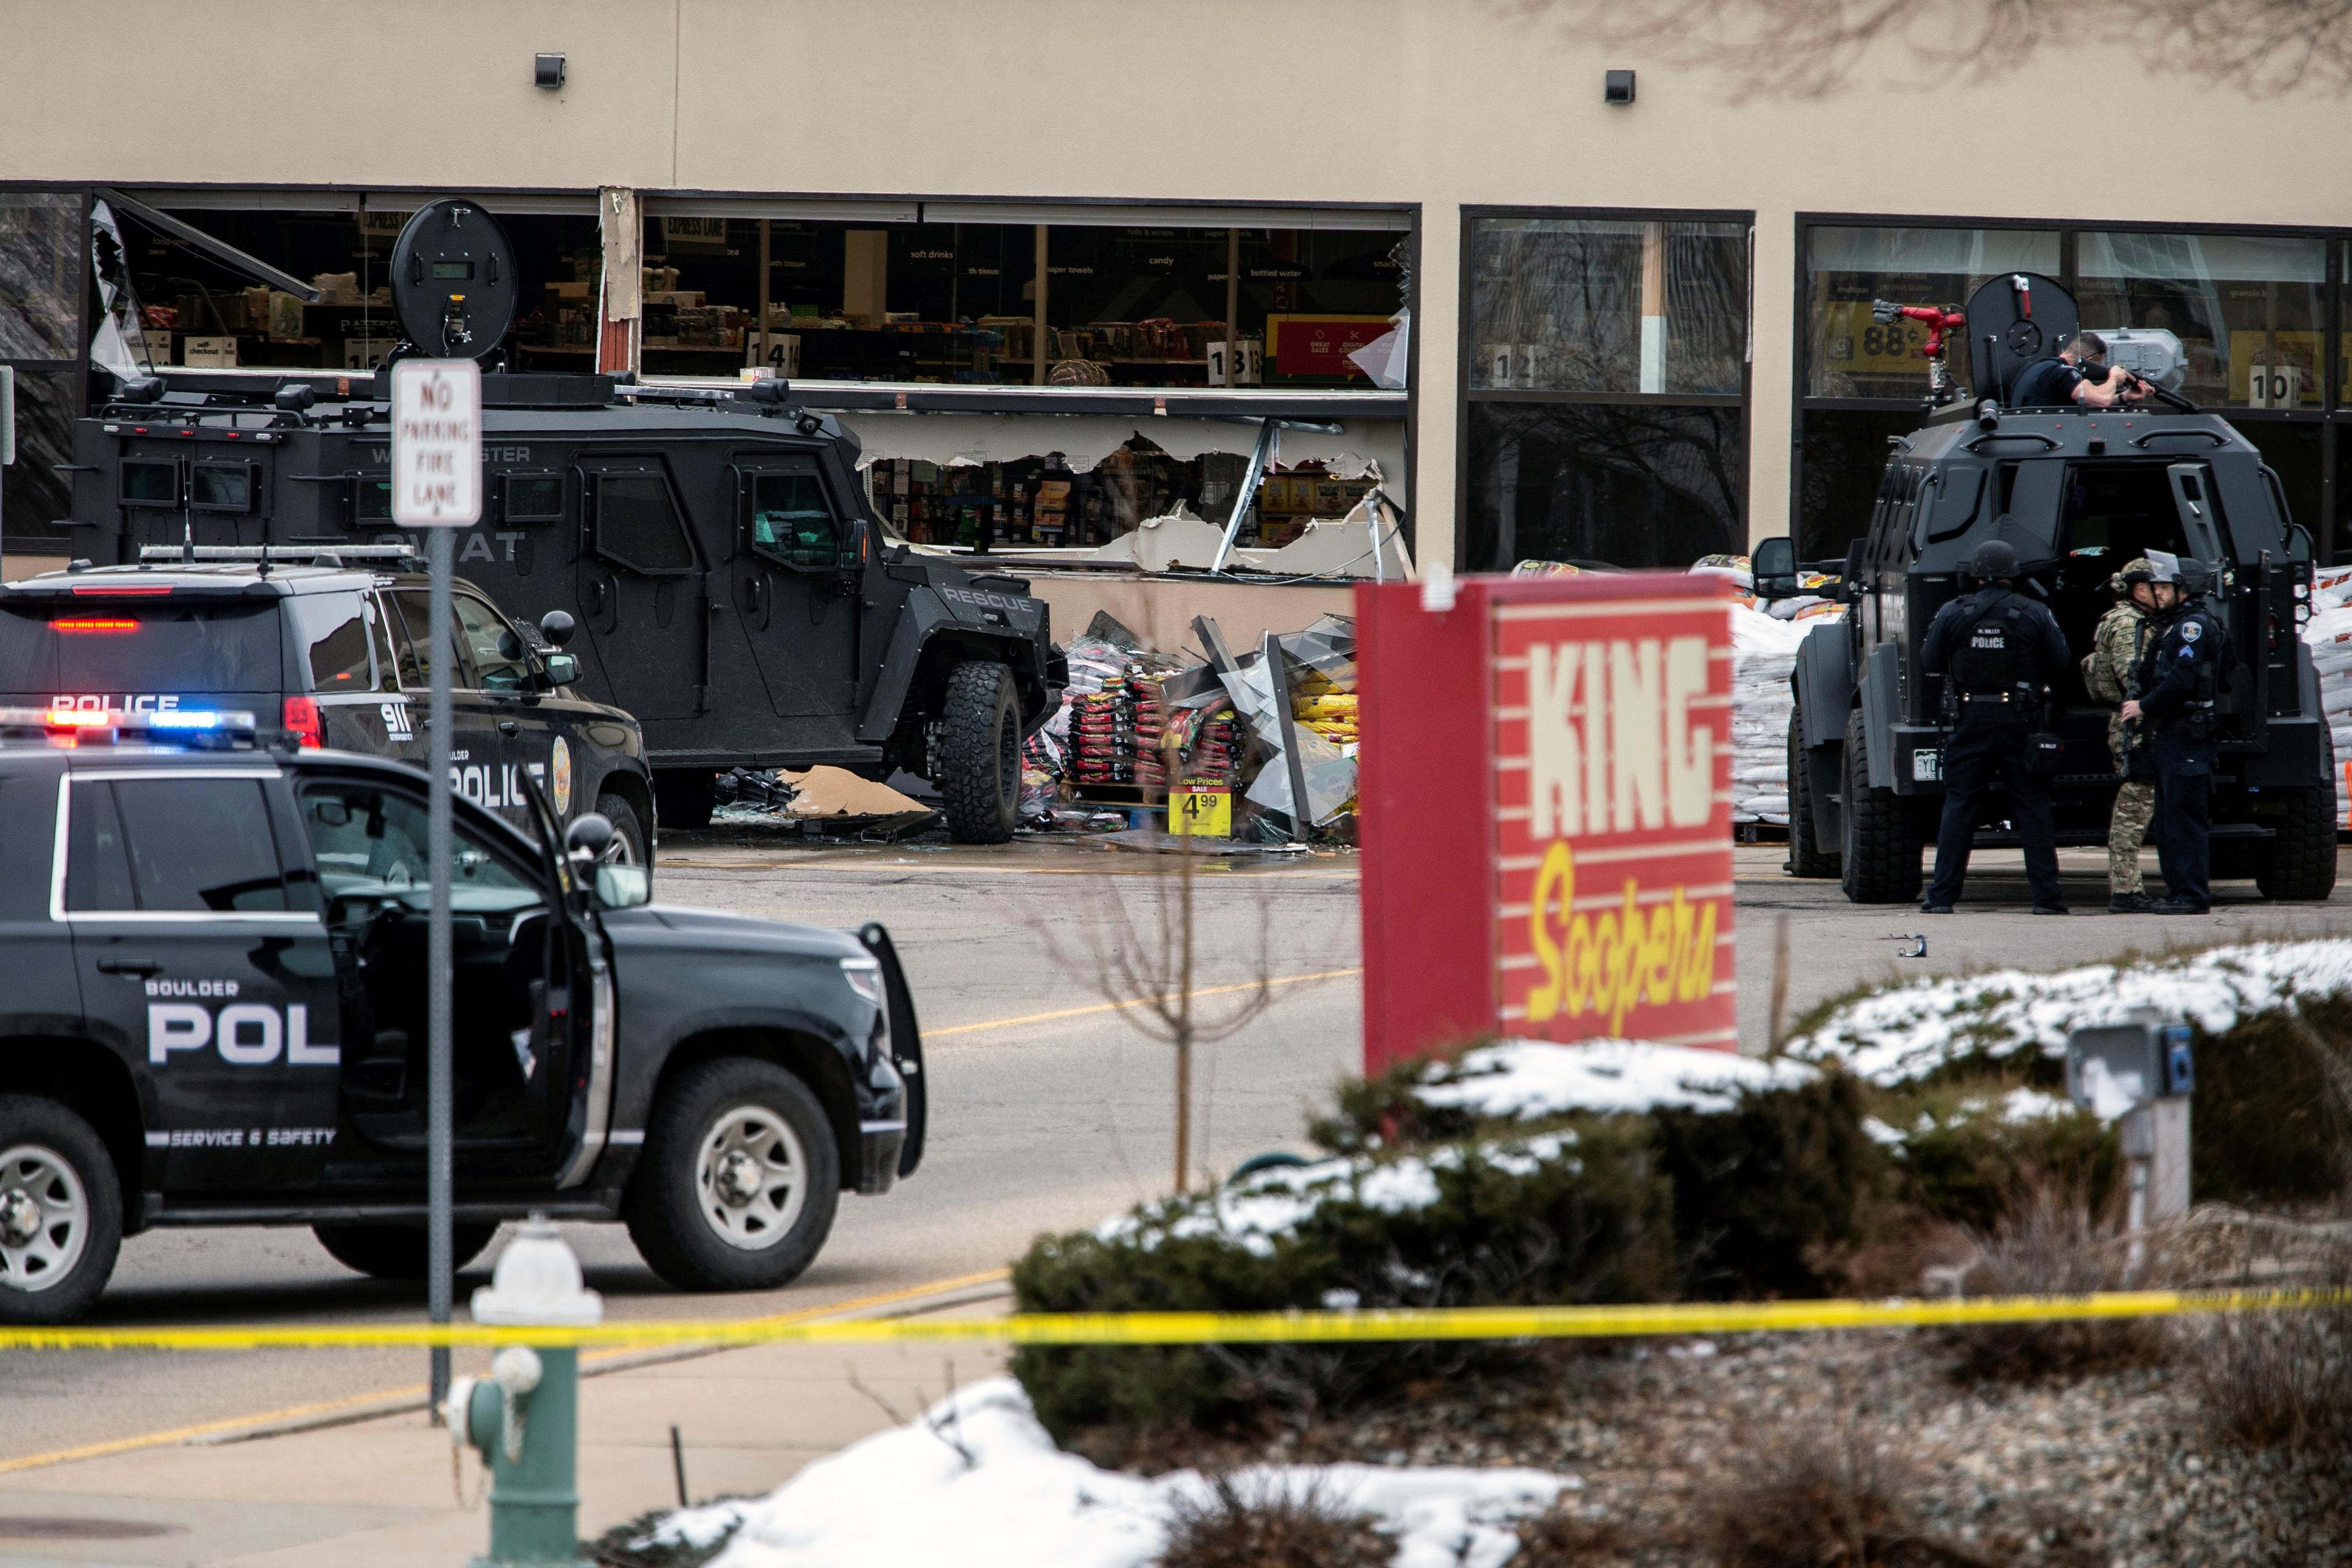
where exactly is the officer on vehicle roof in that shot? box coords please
[2010,333,2157,409]
[1919,539,2073,915]
[2083,558,2160,912]
[2122,552,2228,914]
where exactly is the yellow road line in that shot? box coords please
[2,1287,2344,1355]
[926,968,1360,1039]
[0,1267,1012,1477]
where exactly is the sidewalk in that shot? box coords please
[0,1289,1010,1568]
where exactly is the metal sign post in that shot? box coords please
[1,366,16,580]
[390,357,481,1415]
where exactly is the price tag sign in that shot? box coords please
[1169,786,1232,838]
[390,360,482,526]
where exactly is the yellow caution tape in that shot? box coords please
[3,1287,2344,1352]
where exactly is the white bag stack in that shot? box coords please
[2304,565,2352,826]
[1727,601,1839,824]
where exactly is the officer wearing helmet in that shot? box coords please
[1918,538,2073,914]
[2082,558,2160,911]
[2122,552,2229,913]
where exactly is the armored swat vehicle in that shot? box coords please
[1757,273,2335,904]
[59,200,1063,843]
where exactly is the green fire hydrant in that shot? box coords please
[443,1215,605,1568]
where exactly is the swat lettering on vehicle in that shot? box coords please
[148,1002,339,1066]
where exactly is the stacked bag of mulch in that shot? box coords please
[1070,674,1145,788]
[2304,564,2352,826]
[1727,600,1825,825]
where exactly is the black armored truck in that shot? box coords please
[60,200,1063,842]
[1758,273,2335,904]
[0,709,925,1324]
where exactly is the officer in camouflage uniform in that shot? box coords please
[2082,559,2158,912]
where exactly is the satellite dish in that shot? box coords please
[388,200,519,360]
[1963,271,2081,406]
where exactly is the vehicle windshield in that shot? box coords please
[0,598,283,695]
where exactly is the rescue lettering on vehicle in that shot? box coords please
[148,1003,338,1066]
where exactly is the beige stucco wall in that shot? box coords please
[1,1,2324,566]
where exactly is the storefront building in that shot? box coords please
[6,1,2349,579]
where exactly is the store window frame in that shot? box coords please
[1793,211,2349,564]
[1,185,92,559]
[1457,205,1755,571]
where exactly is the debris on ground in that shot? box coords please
[709,764,940,840]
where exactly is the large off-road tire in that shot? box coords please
[313,1222,497,1281]
[2256,744,2339,901]
[624,1058,840,1294]
[1840,708,1922,904]
[1785,713,1839,878]
[653,771,717,833]
[937,660,1021,844]
[0,1097,123,1325]
[594,791,649,865]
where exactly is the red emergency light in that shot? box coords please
[53,617,138,634]
[72,584,173,596]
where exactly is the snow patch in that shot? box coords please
[1414,1038,1817,1121]
[701,1376,1570,1568]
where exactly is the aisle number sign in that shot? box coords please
[390,360,482,526]
[1169,786,1232,838]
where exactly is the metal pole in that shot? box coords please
[1261,630,1313,841]
[756,219,772,372]
[1210,418,1278,573]
[428,524,455,1413]
[1032,224,1049,386]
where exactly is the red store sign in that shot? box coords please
[1357,573,1737,1072]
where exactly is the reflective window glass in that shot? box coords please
[71,779,288,913]
[1468,217,1747,395]
[505,473,564,522]
[1805,227,2059,398]
[453,592,529,692]
[750,473,842,568]
[595,472,695,571]
[0,192,81,360]
[297,783,537,911]
[287,594,373,693]
[1462,401,1744,571]
[191,464,255,512]
[2,368,83,547]
[2076,232,2326,409]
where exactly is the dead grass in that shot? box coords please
[1943,1174,2174,1383]
[2179,1222,2352,1461]
[1509,1506,1643,1566]
[1155,1471,1391,1568]
[1699,1406,1977,1568]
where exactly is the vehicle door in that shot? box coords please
[385,586,518,818]
[576,456,704,721]
[294,773,595,1186]
[731,459,862,719]
[450,586,548,831]
[58,766,342,1193]
[284,589,394,755]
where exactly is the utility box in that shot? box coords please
[1355,571,1738,1072]
[2067,1016,2194,1226]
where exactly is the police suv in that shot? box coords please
[0,709,924,1324]
[0,548,657,861]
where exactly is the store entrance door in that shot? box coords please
[578,455,705,722]
[729,458,861,722]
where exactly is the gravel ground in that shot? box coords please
[1080,1329,2351,1566]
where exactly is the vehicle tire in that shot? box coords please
[1840,708,1921,904]
[312,1222,497,1281]
[1785,714,1839,878]
[624,1058,840,1293]
[654,771,717,833]
[595,791,649,865]
[937,660,1020,845]
[2256,737,2339,901]
[0,1099,123,1325]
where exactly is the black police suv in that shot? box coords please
[0,710,924,1324]
[62,200,1063,843]
[1759,271,2336,905]
[0,551,657,862]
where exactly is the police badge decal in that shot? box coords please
[2180,621,2202,642]
[551,734,573,815]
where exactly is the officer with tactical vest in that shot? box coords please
[2120,552,2228,913]
[2083,558,2159,911]
[1919,539,2073,914]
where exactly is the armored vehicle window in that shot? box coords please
[0,600,282,696]
[297,782,537,912]
[191,462,257,514]
[286,594,374,695]
[356,478,394,524]
[749,473,842,570]
[452,592,529,692]
[502,473,565,524]
[67,778,288,914]
[2060,462,2207,562]
[120,460,179,508]
[593,472,695,573]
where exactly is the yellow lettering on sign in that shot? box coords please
[1525,842,1717,1033]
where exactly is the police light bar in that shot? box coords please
[0,707,263,743]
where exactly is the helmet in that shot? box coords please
[1969,540,2021,580]
[2119,556,2157,587]
[2174,557,2215,597]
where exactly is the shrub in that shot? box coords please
[1306,1054,1479,1156]
[1943,1175,2171,1383]
[1011,1120,1673,1438]
[1700,1407,1947,1568]
[1156,1472,1390,1568]
[1871,1079,2119,1232]
[2191,1002,2352,1205]
[2180,1230,2352,1460]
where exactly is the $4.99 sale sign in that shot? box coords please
[1357,573,1736,1071]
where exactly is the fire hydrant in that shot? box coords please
[443,1215,604,1568]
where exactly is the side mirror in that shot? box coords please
[541,652,580,688]
[591,862,652,909]
[2290,524,2315,564]
[565,812,615,861]
[1752,535,1799,600]
[538,609,577,647]
[1838,539,1867,601]
[838,518,869,573]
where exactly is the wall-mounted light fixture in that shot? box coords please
[535,53,567,89]
[1604,69,1636,105]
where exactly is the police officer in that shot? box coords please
[1920,539,2072,914]
[2122,556,2226,914]
[2083,559,2159,912]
